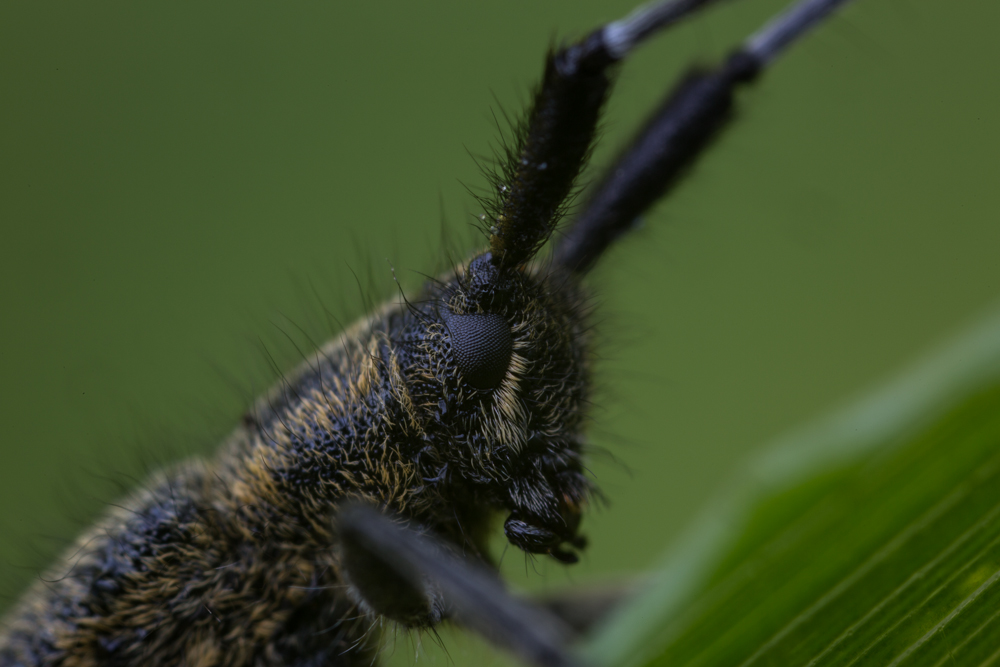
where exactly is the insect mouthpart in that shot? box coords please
[505,493,590,564]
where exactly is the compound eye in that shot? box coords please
[444,312,513,389]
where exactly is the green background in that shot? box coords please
[1,0,999,664]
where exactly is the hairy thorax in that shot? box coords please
[0,258,593,667]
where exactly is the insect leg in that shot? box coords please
[553,0,855,274]
[535,579,640,637]
[336,504,580,667]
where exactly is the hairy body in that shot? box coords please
[0,0,872,664]
[0,261,592,667]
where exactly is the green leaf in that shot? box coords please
[586,305,1000,667]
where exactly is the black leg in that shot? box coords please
[554,0,854,274]
[336,504,579,667]
[536,580,639,637]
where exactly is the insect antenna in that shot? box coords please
[482,0,730,270]
[554,0,855,273]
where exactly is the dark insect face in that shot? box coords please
[398,252,593,563]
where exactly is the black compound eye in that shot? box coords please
[444,312,513,389]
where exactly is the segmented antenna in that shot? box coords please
[553,0,856,274]
[746,0,853,64]
[602,0,721,59]
[486,0,727,269]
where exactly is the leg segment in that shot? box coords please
[336,504,579,667]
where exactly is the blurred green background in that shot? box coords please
[1,0,999,664]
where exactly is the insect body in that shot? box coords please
[0,247,592,664]
[3,0,992,665]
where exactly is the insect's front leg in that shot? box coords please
[336,504,580,667]
[337,508,449,628]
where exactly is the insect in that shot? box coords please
[1,0,1000,664]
